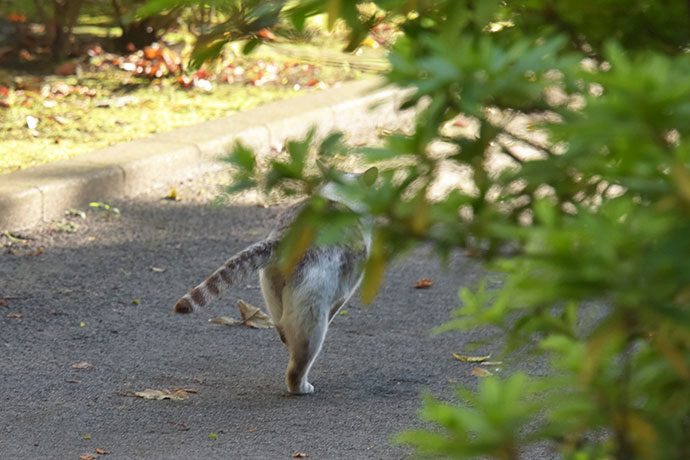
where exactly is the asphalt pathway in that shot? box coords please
[0,170,533,460]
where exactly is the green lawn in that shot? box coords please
[0,40,386,175]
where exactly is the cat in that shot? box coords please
[174,166,378,394]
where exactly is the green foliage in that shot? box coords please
[396,373,542,459]
[150,0,690,458]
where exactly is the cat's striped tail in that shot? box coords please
[174,240,277,314]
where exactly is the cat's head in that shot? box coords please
[316,161,378,209]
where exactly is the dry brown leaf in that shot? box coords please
[135,389,189,400]
[72,362,92,369]
[209,300,273,329]
[0,299,7,308]
[171,387,197,393]
[452,353,491,362]
[95,448,109,455]
[291,454,309,458]
[7,312,23,318]
[79,455,95,460]
[471,367,493,377]
[413,278,434,289]
[209,316,242,326]
[238,300,273,328]
[167,421,189,431]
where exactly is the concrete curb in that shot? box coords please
[0,77,414,232]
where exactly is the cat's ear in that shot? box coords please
[316,159,329,177]
[358,167,378,187]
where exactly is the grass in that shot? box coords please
[0,70,302,175]
[0,25,388,175]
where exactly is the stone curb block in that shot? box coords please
[0,77,411,232]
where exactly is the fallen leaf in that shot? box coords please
[7,12,27,22]
[208,433,218,440]
[135,389,189,400]
[209,316,242,326]
[238,299,273,328]
[143,44,162,59]
[7,313,23,319]
[413,278,434,289]
[164,188,181,201]
[471,367,493,377]
[171,387,197,393]
[3,230,27,242]
[360,37,378,48]
[193,377,203,384]
[150,267,166,273]
[72,362,92,369]
[209,300,273,329]
[80,322,86,327]
[65,209,85,219]
[95,448,109,455]
[291,453,309,458]
[167,421,189,431]
[52,115,70,125]
[481,361,503,366]
[65,379,81,384]
[258,28,276,40]
[84,434,91,440]
[452,353,491,362]
[79,455,95,460]
[0,299,7,307]
[18,49,35,61]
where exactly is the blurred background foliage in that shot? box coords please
[0,0,388,174]
[4,0,689,458]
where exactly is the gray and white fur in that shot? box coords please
[174,168,376,394]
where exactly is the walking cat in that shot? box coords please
[174,167,378,394]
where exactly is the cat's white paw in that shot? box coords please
[289,381,314,395]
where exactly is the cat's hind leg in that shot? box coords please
[284,319,328,394]
[260,266,287,344]
[280,291,330,395]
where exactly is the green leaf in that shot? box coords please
[242,37,262,55]
[190,36,229,70]
[361,230,386,304]
[226,141,256,173]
